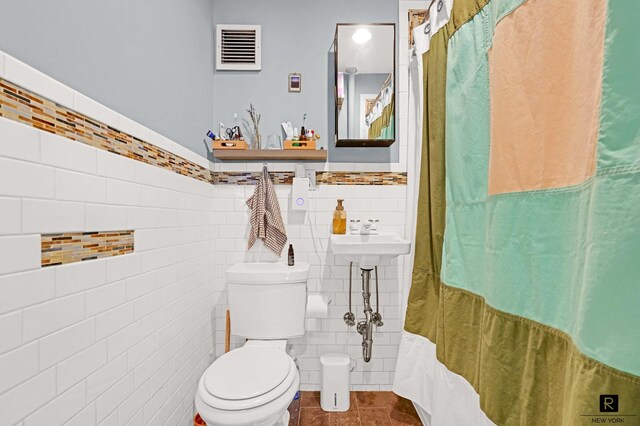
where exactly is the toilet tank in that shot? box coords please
[226,262,309,339]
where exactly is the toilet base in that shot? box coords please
[276,411,290,426]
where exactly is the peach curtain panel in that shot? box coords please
[488,0,607,195]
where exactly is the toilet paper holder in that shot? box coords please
[306,294,332,318]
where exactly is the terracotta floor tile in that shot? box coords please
[300,391,322,408]
[389,395,416,413]
[347,392,358,409]
[299,408,331,426]
[359,408,392,426]
[389,410,422,425]
[386,392,401,405]
[294,391,418,425]
[329,409,361,426]
[288,395,301,426]
[389,416,422,426]
[389,396,422,426]
[355,391,390,408]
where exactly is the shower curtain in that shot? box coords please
[367,95,395,139]
[394,0,640,424]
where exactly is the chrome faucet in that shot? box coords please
[349,219,380,235]
[360,219,379,235]
[360,222,372,235]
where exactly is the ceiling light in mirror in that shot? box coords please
[352,28,372,44]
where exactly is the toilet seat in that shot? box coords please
[199,346,297,411]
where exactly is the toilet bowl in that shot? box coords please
[195,341,298,426]
[195,262,310,426]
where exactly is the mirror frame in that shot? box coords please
[334,23,396,148]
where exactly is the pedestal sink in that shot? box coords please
[329,232,411,270]
[329,232,411,362]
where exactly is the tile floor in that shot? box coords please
[288,391,422,425]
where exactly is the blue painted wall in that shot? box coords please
[212,0,399,163]
[0,0,215,158]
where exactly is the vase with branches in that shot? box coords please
[246,103,262,149]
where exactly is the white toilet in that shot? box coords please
[195,262,310,426]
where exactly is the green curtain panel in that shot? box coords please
[404,0,640,424]
[368,95,395,139]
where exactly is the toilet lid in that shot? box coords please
[204,346,291,400]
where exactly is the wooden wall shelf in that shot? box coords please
[213,149,327,161]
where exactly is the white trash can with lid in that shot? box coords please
[320,353,352,412]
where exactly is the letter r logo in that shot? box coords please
[599,395,618,412]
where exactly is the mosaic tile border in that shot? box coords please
[0,78,215,184]
[213,171,295,185]
[41,231,134,267]
[317,171,407,185]
[0,77,406,186]
[213,171,407,185]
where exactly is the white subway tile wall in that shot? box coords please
[210,183,406,391]
[0,234,41,275]
[0,112,216,424]
[4,54,75,109]
[0,39,413,423]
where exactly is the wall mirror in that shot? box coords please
[334,23,396,147]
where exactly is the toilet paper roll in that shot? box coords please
[306,294,331,318]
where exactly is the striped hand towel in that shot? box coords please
[246,166,288,255]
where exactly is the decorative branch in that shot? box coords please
[246,103,261,136]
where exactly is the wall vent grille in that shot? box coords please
[216,24,261,71]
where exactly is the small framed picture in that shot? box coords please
[288,73,301,92]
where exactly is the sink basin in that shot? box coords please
[329,232,411,269]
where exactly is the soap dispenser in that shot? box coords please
[333,199,347,234]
